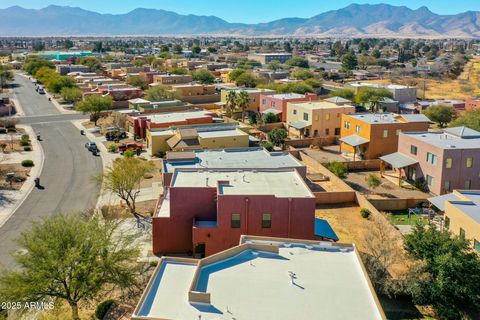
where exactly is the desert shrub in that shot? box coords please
[23,146,32,151]
[367,174,381,189]
[108,144,118,153]
[21,160,34,167]
[360,208,371,219]
[326,161,348,179]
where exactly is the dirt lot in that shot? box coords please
[345,171,429,199]
[139,160,163,189]
[302,146,345,163]
[0,163,31,190]
[362,56,480,100]
[101,199,158,220]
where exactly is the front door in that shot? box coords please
[407,166,416,181]
[194,243,206,258]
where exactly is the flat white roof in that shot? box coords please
[198,129,246,138]
[171,169,313,198]
[134,240,383,320]
[289,101,355,110]
[143,110,213,125]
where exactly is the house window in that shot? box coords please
[303,113,309,121]
[325,113,330,120]
[355,125,361,133]
[262,213,272,228]
[410,145,418,155]
[231,213,241,228]
[262,99,266,105]
[344,121,350,129]
[444,216,450,230]
[445,158,453,169]
[325,128,329,135]
[466,157,473,168]
[271,101,276,107]
[396,129,401,136]
[314,115,319,121]
[474,239,480,252]
[444,181,451,193]
[460,228,466,239]
[383,130,388,138]
[465,180,471,189]
[293,109,297,115]
[426,175,434,186]
[426,152,437,165]
[335,128,341,135]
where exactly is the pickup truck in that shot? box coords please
[117,143,142,153]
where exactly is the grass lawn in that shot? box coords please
[386,210,429,226]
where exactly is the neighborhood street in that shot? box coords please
[0,75,102,269]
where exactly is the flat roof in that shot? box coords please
[171,169,313,198]
[133,238,384,320]
[349,82,414,89]
[340,134,370,147]
[380,152,418,169]
[163,148,304,173]
[289,101,355,110]
[403,130,480,149]
[198,129,246,138]
[141,110,213,125]
[429,190,480,215]
[268,93,305,100]
[348,113,430,124]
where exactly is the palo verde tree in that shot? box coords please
[0,214,139,320]
[450,108,480,131]
[144,85,179,101]
[422,104,455,128]
[77,95,112,125]
[99,157,156,218]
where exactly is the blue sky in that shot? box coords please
[1,0,479,23]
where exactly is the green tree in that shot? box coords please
[173,44,183,54]
[191,46,201,55]
[23,57,54,75]
[356,87,393,112]
[341,51,358,71]
[235,72,259,88]
[367,174,381,189]
[422,104,455,128]
[92,41,103,53]
[77,56,102,72]
[192,69,215,84]
[60,87,83,104]
[286,56,309,68]
[0,65,13,88]
[47,76,76,94]
[371,49,381,59]
[144,85,179,101]
[99,157,155,217]
[0,214,139,320]
[207,47,217,53]
[263,112,277,124]
[404,224,480,319]
[450,108,480,131]
[291,68,314,80]
[228,69,246,81]
[63,39,74,49]
[267,60,282,71]
[268,128,287,148]
[329,88,355,101]
[236,91,251,122]
[126,75,148,90]
[77,95,112,125]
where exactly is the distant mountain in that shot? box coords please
[0,4,479,37]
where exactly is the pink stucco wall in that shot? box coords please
[259,93,316,122]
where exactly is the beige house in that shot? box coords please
[286,101,355,138]
[429,190,480,251]
[220,87,275,113]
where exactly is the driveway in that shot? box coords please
[0,74,102,269]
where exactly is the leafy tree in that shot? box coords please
[404,224,480,319]
[77,95,112,125]
[228,69,246,81]
[286,56,309,68]
[283,42,292,53]
[356,87,393,112]
[225,90,237,117]
[173,44,183,54]
[422,104,454,128]
[291,68,314,80]
[207,47,217,53]
[77,56,102,72]
[326,161,348,179]
[371,49,381,59]
[144,85,179,101]
[235,72,259,88]
[261,141,274,151]
[236,58,261,69]
[263,112,277,124]
[0,214,139,320]
[92,41,103,53]
[32,40,45,52]
[236,91,250,122]
[450,108,480,131]
[23,57,54,75]
[126,75,148,90]
[268,128,287,148]
[303,78,322,89]
[168,67,188,75]
[329,88,355,101]
[191,46,201,55]
[47,76,76,94]
[0,65,13,88]
[99,157,155,217]
[63,39,74,49]
[60,87,83,104]
[267,60,282,71]
[192,69,215,84]
[341,51,358,71]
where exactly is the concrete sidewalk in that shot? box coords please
[0,125,45,228]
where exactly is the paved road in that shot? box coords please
[0,75,103,269]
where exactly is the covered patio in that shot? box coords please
[287,120,311,138]
[380,152,418,186]
[339,134,369,161]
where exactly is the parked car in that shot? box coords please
[105,129,127,141]
[117,143,142,153]
[37,86,45,94]
[85,142,98,152]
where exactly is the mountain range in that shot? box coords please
[0,4,479,38]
